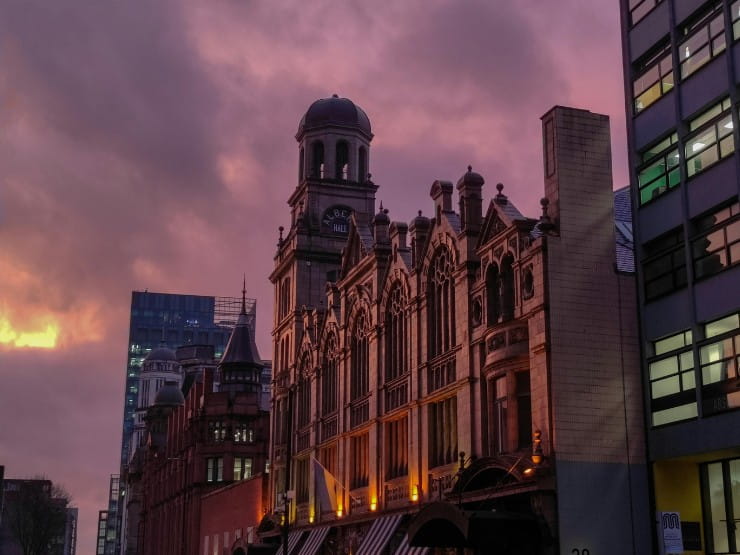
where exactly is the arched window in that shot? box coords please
[485,263,500,325]
[321,333,339,416]
[428,247,455,358]
[297,352,311,429]
[501,254,515,321]
[350,310,369,400]
[336,140,349,180]
[385,282,408,381]
[311,141,325,178]
[358,146,367,183]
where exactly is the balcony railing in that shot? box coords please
[320,414,338,442]
[427,352,456,394]
[384,374,409,412]
[296,428,310,453]
[349,398,369,429]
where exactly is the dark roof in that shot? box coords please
[220,311,261,367]
[297,95,372,139]
[144,346,176,362]
[153,382,184,406]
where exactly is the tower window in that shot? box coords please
[311,141,325,178]
[336,140,349,180]
[358,146,367,183]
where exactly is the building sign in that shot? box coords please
[658,511,684,554]
[322,206,351,235]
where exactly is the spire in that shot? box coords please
[241,275,247,315]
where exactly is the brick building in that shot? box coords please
[131,293,270,555]
[265,98,651,554]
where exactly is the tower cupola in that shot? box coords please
[296,95,373,184]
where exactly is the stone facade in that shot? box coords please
[267,99,650,554]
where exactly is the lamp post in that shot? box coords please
[282,384,296,555]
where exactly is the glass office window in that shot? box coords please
[680,3,726,79]
[685,99,734,178]
[630,0,664,26]
[633,42,674,114]
[642,229,687,300]
[692,202,740,280]
[700,313,740,416]
[649,329,697,426]
[702,458,740,552]
[733,0,740,40]
[638,133,680,204]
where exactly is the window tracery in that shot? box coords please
[385,282,408,381]
[428,247,455,358]
[350,310,370,400]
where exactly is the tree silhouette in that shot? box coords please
[4,478,71,555]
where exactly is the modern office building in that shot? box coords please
[101,291,257,555]
[263,96,650,554]
[621,1,740,552]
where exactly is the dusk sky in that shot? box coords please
[0,0,629,550]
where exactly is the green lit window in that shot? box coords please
[649,329,697,426]
[630,0,664,26]
[633,42,674,114]
[692,202,740,280]
[700,313,740,416]
[680,3,726,79]
[685,99,734,178]
[642,229,687,300]
[638,133,680,204]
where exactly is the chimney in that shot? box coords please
[456,166,484,234]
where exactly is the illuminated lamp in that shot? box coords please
[411,484,419,502]
[532,429,543,466]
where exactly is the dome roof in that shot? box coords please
[144,346,176,362]
[297,95,372,139]
[457,165,485,188]
[153,381,184,406]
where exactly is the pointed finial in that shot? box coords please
[241,275,247,315]
[332,93,339,98]
[496,183,504,194]
[418,210,422,217]
[467,165,472,173]
[379,200,384,211]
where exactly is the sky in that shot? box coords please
[0,0,629,550]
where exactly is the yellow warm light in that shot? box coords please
[336,507,343,518]
[370,498,377,511]
[0,317,59,349]
[411,485,419,502]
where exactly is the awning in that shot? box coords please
[356,513,403,555]
[393,534,428,555]
[296,526,331,555]
[281,530,305,555]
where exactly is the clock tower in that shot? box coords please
[269,95,377,503]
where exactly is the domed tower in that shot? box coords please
[131,345,181,459]
[270,97,378,501]
[219,284,263,396]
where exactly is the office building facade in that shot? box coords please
[621,0,740,552]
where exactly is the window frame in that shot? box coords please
[691,202,740,281]
[629,0,664,26]
[679,2,726,80]
[685,99,734,179]
[632,41,674,114]
[642,229,688,301]
[637,132,680,205]
[647,330,697,426]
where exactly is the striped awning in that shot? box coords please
[283,530,305,555]
[296,526,331,555]
[393,534,429,555]
[356,513,404,555]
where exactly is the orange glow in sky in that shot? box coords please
[0,316,59,349]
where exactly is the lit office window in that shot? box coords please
[700,313,740,416]
[638,133,679,204]
[691,202,740,280]
[648,330,697,426]
[732,0,740,39]
[629,0,664,26]
[680,3,726,79]
[428,396,458,468]
[642,229,687,300]
[685,99,734,178]
[633,42,673,114]
[234,457,253,481]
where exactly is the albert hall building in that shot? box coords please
[263,96,651,555]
